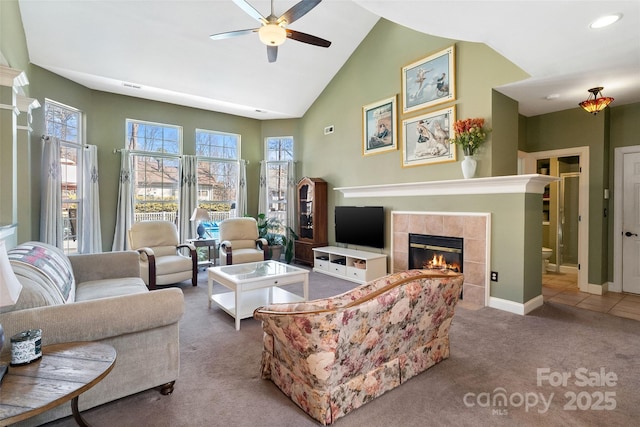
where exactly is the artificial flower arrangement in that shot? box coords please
[450,118,491,156]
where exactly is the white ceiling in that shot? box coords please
[17,1,640,120]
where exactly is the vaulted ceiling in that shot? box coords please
[18,0,640,120]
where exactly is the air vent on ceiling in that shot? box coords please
[122,82,142,89]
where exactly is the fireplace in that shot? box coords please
[409,234,463,273]
[393,212,488,307]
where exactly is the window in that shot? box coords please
[266,137,293,162]
[127,120,182,223]
[45,99,82,254]
[195,129,240,224]
[264,137,294,230]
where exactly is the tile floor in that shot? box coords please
[542,271,640,321]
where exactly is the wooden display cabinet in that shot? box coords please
[294,177,328,265]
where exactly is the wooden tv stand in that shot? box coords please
[312,246,387,284]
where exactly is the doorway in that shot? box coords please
[519,147,589,292]
[614,146,640,294]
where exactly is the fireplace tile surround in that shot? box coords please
[392,212,490,307]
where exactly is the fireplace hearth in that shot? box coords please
[409,234,463,273]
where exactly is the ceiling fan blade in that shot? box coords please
[232,0,268,25]
[209,28,258,41]
[286,29,331,48]
[267,45,278,63]
[277,0,321,25]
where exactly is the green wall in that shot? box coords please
[491,90,519,176]
[525,109,609,285]
[298,19,528,186]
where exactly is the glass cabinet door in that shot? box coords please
[299,183,314,239]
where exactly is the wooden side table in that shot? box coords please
[188,238,217,268]
[0,341,116,427]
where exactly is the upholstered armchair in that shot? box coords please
[253,269,464,425]
[218,217,268,265]
[128,220,198,290]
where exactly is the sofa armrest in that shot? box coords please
[220,241,234,265]
[0,288,184,358]
[69,251,141,284]
[256,238,269,260]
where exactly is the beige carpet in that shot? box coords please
[44,268,640,427]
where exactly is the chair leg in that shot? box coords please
[190,248,198,286]
[146,254,157,290]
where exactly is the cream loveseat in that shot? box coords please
[0,241,184,426]
[254,269,464,425]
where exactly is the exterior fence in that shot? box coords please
[134,210,234,224]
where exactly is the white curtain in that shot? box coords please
[112,150,135,251]
[236,160,247,217]
[179,155,198,242]
[258,160,267,216]
[286,160,297,231]
[79,145,102,253]
[40,136,63,248]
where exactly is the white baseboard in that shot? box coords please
[489,295,544,315]
[546,263,578,274]
[587,282,608,295]
[607,281,620,293]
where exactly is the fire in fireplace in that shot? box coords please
[408,234,463,273]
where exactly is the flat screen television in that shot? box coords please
[335,206,384,249]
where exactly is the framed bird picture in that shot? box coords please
[401,45,456,114]
[401,106,456,167]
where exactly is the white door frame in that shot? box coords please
[518,146,589,292]
[612,145,640,292]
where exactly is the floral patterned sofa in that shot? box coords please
[253,269,464,425]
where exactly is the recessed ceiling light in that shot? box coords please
[590,13,622,29]
[545,94,560,100]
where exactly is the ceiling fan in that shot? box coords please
[210,0,331,63]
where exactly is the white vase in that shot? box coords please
[461,155,477,179]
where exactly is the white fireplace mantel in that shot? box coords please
[335,174,559,198]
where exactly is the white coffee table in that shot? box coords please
[207,260,309,330]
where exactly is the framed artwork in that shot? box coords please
[362,95,397,156]
[401,106,456,168]
[402,45,455,114]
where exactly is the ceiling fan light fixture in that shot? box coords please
[579,87,614,115]
[258,24,286,46]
